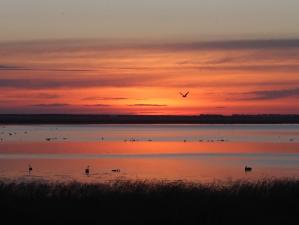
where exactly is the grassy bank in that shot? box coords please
[1,179,299,225]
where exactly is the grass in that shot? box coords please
[1,179,299,225]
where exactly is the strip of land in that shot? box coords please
[1,114,299,124]
[0,179,298,225]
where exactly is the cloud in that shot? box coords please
[176,57,236,66]
[0,76,160,89]
[195,64,299,73]
[204,57,236,65]
[82,97,128,101]
[242,87,299,100]
[3,93,60,99]
[162,39,299,51]
[0,65,163,72]
[34,93,61,99]
[128,104,168,107]
[0,64,29,71]
[3,63,298,73]
[31,103,70,107]
[1,77,299,90]
[1,38,299,55]
[0,64,96,72]
[82,104,111,107]
[30,103,112,108]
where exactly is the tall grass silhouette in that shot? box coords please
[1,179,299,225]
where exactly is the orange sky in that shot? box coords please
[1,39,299,115]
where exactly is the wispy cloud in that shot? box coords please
[82,97,128,101]
[0,64,96,72]
[82,104,111,107]
[30,103,113,108]
[3,93,60,99]
[161,39,299,51]
[128,104,168,107]
[0,64,28,71]
[31,103,69,107]
[33,93,61,99]
[3,63,298,73]
[242,87,299,100]
[0,76,161,89]
[195,64,299,73]
[1,38,299,54]
[1,77,299,90]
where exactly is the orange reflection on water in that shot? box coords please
[1,155,298,183]
[1,141,299,155]
[1,141,299,183]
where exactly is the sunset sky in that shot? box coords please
[1,0,299,115]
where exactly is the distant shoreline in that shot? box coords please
[1,114,299,124]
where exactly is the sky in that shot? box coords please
[1,0,299,115]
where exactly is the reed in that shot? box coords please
[0,179,299,225]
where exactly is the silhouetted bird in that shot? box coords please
[245,166,252,172]
[112,169,120,172]
[180,91,189,98]
[28,164,32,175]
[85,166,90,176]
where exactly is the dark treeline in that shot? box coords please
[1,179,299,225]
[1,114,299,124]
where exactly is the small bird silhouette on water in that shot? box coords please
[180,91,189,98]
[85,166,90,176]
[28,164,33,175]
[112,169,120,173]
[245,166,252,173]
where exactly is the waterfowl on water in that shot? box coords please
[28,164,32,175]
[245,166,252,172]
[85,166,90,176]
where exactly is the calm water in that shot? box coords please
[0,124,299,183]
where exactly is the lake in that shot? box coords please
[0,124,299,183]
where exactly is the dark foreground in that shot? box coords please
[1,114,299,124]
[1,179,299,225]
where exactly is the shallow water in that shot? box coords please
[0,124,299,183]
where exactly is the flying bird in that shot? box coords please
[180,91,189,98]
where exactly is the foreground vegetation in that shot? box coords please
[1,179,299,225]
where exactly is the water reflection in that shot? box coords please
[0,141,299,183]
[0,124,299,183]
[1,124,299,143]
